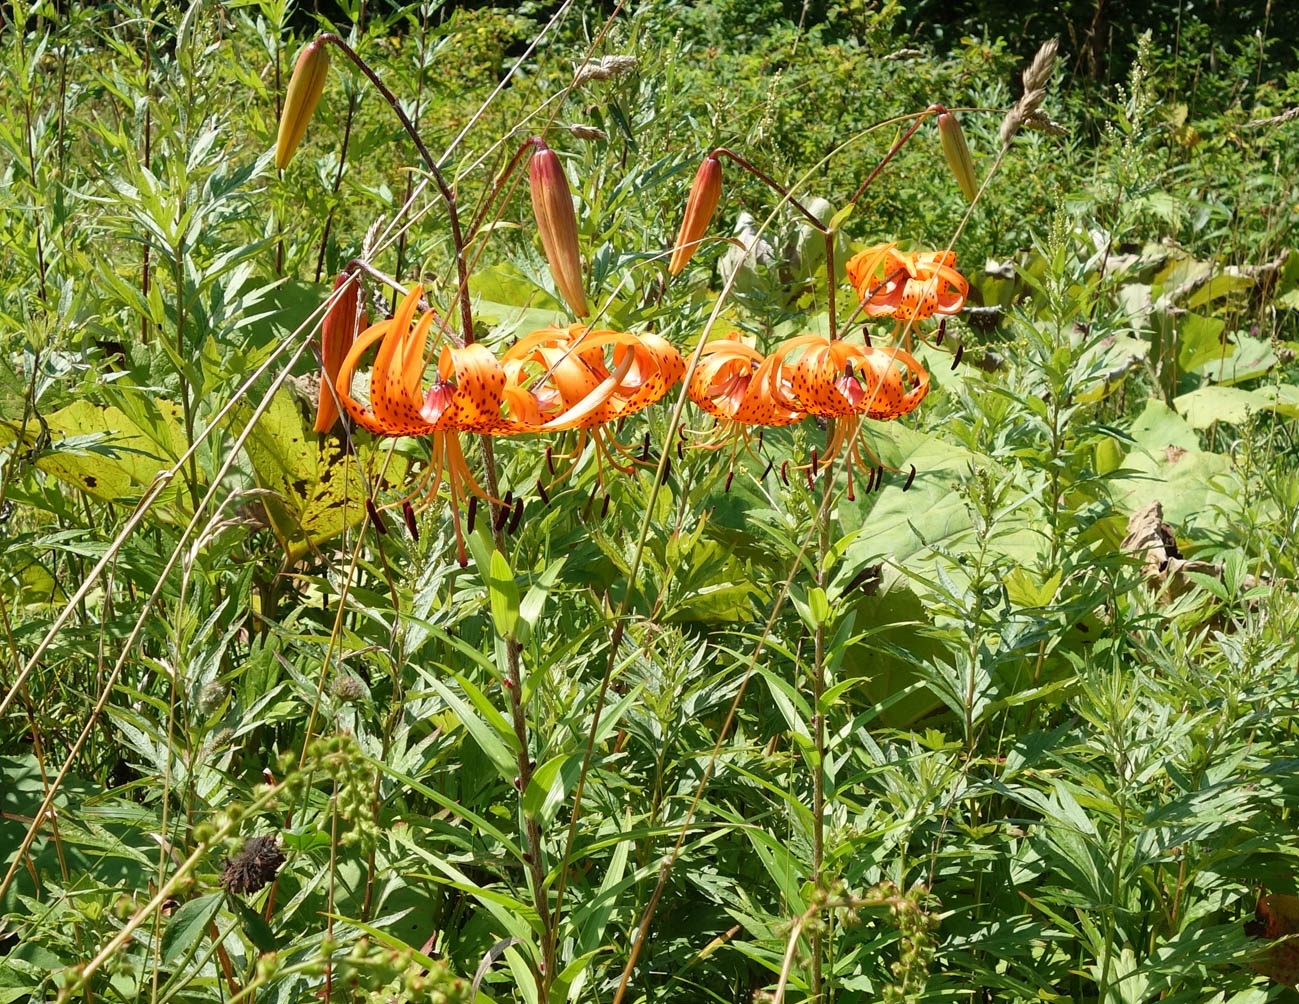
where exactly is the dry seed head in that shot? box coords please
[574,54,639,85]
[567,123,608,142]
[999,39,1059,147]
[936,109,979,202]
[276,39,329,170]
[529,142,589,317]
[1022,110,1067,136]
[668,153,723,275]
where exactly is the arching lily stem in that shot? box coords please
[314,34,475,348]
[847,106,942,206]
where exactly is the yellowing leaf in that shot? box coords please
[239,390,407,561]
[0,397,186,505]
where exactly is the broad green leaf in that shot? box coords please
[1112,399,1233,525]
[161,892,222,965]
[486,549,520,641]
[1174,385,1267,428]
[1176,313,1228,374]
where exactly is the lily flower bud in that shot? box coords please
[936,109,979,203]
[314,270,367,433]
[276,39,330,171]
[528,141,588,318]
[668,153,722,276]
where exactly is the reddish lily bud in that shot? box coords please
[936,108,979,203]
[528,141,588,318]
[276,39,330,171]
[668,153,722,276]
[314,271,367,433]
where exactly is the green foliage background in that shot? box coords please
[2,0,1299,1002]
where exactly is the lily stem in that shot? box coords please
[489,458,555,998]
[847,108,936,206]
[812,476,830,1002]
[316,33,475,346]
[714,148,827,232]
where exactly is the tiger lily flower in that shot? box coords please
[845,243,969,321]
[333,285,527,563]
[771,333,931,496]
[687,337,803,428]
[682,336,804,489]
[502,324,684,485]
[779,334,929,422]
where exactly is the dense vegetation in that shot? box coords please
[3,1,1299,1002]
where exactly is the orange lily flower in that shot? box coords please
[502,324,684,485]
[845,242,969,321]
[778,334,929,422]
[334,285,527,562]
[687,337,803,428]
[763,333,931,496]
[682,336,806,489]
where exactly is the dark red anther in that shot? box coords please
[903,464,916,491]
[724,471,734,493]
[536,479,549,505]
[545,446,556,476]
[936,318,946,346]
[780,461,790,486]
[502,676,515,689]
[863,329,872,347]
[599,493,611,518]
[760,458,774,480]
[494,494,512,532]
[874,467,885,492]
[662,456,672,482]
[952,344,964,369]
[402,500,419,541]
[365,499,388,534]
[467,496,478,534]
[864,466,876,493]
[508,498,525,534]
[757,430,765,448]
[676,440,684,461]
[641,432,651,461]
[805,465,814,489]
[810,448,819,478]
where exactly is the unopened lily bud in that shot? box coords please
[528,141,588,318]
[668,153,722,276]
[276,39,329,171]
[937,109,978,202]
[314,270,367,433]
